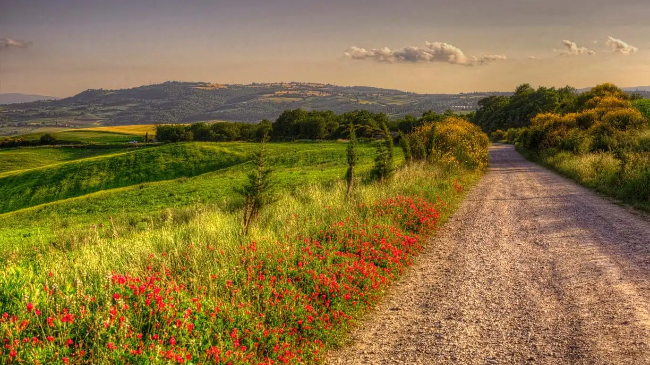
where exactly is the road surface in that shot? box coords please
[328,144,650,365]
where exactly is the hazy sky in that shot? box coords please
[1,0,649,97]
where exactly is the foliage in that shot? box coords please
[517,84,648,153]
[39,133,57,145]
[370,123,395,181]
[234,136,275,234]
[472,84,578,133]
[510,83,650,210]
[156,121,272,143]
[633,99,650,125]
[407,117,490,170]
[346,122,358,197]
[398,131,412,163]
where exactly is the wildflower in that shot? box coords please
[26,302,34,312]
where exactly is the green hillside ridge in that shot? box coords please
[0,143,252,214]
[0,141,395,252]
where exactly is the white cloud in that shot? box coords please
[605,36,638,54]
[0,37,32,49]
[345,41,506,66]
[555,40,596,56]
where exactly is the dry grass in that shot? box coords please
[80,124,157,136]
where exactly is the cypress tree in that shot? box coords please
[346,122,357,197]
[398,130,412,163]
[234,135,274,234]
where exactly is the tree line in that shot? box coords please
[155,109,467,143]
[235,115,489,233]
[488,83,650,208]
[472,83,647,134]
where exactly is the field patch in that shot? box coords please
[80,125,157,136]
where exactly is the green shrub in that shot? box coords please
[408,117,489,170]
[633,99,650,125]
[602,108,647,131]
[490,130,506,142]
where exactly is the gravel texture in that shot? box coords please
[328,144,650,365]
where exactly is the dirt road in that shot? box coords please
[328,144,650,365]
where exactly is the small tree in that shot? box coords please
[398,130,412,163]
[39,134,56,145]
[382,122,394,162]
[427,123,438,161]
[144,132,149,143]
[346,122,358,197]
[235,135,274,234]
[370,123,395,181]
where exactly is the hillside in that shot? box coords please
[0,81,506,136]
[0,93,59,105]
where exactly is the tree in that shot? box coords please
[427,123,438,160]
[40,134,57,145]
[382,122,394,162]
[346,122,358,197]
[371,123,395,181]
[144,132,149,143]
[398,130,412,163]
[234,135,275,234]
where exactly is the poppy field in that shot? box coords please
[0,158,480,364]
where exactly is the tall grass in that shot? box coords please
[518,147,650,211]
[0,161,480,364]
[0,142,392,254]
[0,147,124,176]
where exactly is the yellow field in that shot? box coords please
[80,125,157,136]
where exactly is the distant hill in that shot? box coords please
[623,86,650,92]
[0,82,506,136]
[578,86,650,93]
[0,93,59,104]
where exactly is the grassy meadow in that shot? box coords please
[80,125,157,136]
[0,118,488,364]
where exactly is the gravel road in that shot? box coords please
[328,144,650,365]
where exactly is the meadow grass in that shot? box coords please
[0,147,125,176]
[518,147,650,212]
[0,159,479,364]
[2,142,373,214]
[21,130,144,144]
[0,143,251,214]
[0,142,398,252]
[0,119,485,363]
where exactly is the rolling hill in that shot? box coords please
[0,93,59,104]
[0,81,507,136]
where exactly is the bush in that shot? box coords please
[618,152,650,202]
[633,99,650,125]
[408,117,489,170]
[39,134,57,145]
[601,108,646,131]
[490,130,506,142]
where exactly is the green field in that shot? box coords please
[19,129,145,144]
[0,121,486,364]
[0,147,123,175]
[0,141,400,249]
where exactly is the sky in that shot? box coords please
[1,0,650,97]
